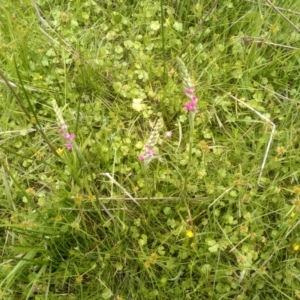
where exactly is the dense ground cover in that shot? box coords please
[1,0,300,299]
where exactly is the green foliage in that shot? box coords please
[1,0,300,299]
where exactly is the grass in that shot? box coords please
[1,0,300,299]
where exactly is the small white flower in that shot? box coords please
[165,131,172,138]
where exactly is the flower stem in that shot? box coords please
[188,110,195,165]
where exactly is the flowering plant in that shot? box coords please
[177,57,198,164]
[52,100,75,150]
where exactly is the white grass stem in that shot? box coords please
[31,0,81,58]
[89,196,205,201]
[265,0,300,33]
[0,79,42,92]
[244,0,300,16]
[208,187,234,208]
[175,118,182,154]
[257,83,293,102]
[100,173,140,206]
[228,93,275,185]
[242,36,300,51]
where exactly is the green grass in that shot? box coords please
[1,0,300,299]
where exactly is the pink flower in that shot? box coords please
[58,124,68,133]
[138,145,155,162]
[62,133,75,140]
[60,130,76,149]
[146,149,155,156]
[184,88,195,95]
[68,133,75,140]
[66,141,73,150]
[184,101,196,111]
[165,131,172,138]
[183,85,199,112]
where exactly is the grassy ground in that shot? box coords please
[1,0,300,299]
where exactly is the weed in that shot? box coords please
[1,0,300,299]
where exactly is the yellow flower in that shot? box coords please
[199,140,210,153]
[150,253,158,260]
[76,275,83,283]
[55,215,62,222]
[293,244,300,251]
[56,148,63,155]
[233,179,241,186]
[88,194,96,202]
[269,25,279,33]
[150,253,158,264]
[257,266,267,275]
[186,230,194,238]
[242,195,251,203]
[74,195,82,205]
[240,225,248,233]
[276,146,286,155]
[22,220,31,229]
[293,199,300,209]
[237,255,247,265]
[35,151,43,159]
[293,186,300,195]
[10,215,18,223]
[26,187,35,195]
[60,12,69,23]
[72,222,80,230]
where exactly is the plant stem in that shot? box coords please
[188,111,195,165]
